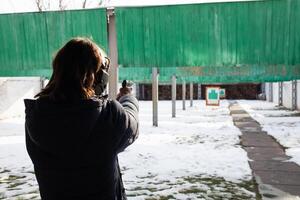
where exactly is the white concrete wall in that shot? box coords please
[265,83,271,102]
[0,77,41,119]
[282,81,293,109]
[265,82,271,102]
[272,82,279,105]
[269,80,300,110]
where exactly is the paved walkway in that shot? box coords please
[229,102,300,200]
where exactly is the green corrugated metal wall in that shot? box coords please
[0,1,300,83]
[0,8,107,77]
[116,0,300,83]
[119,65,300,83]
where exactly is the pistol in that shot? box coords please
[122,80,134,89]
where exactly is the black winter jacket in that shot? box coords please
[24,95,139,200]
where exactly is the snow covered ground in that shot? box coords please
[0,100,255,200]
[119,100,255,199]
[0,122,39,199]
[238,100,300,166]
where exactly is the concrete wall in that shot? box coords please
[267,80,300,110]
[265,82,272,102]
[282,81,293,109]
[273,82,279,105]
[0,77,41,119]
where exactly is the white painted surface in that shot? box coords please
[265,83,271,102]
[282,81,293,109]
[265,81,300,111]
[0,77,41,119]
[272,82,279,105]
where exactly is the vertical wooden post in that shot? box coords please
[190,82,193,107]
[182,80,186,110]
[152,68,159,127]
[172,75,176,118]
[107,9,118,99]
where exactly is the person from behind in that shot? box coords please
[24,37,139,200]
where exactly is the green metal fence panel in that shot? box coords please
[0,8,107,78]
[116,0,300,83]
[1,1,300,83]
[119,65,300,84]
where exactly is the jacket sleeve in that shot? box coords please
[109,95,139,154]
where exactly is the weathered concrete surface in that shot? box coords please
[249,161,300,172]
[230,103,300,199]
[0,77,41,119]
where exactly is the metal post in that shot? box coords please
[279,82,283,106]
[107,9,118,99]
[172,75,176,118]
[152,68,159,126]
[292,80,297,110]
[182,80,186,110]
[190,82,193,107]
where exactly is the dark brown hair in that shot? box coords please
[35,37,105,101]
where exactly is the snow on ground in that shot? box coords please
[0,120,39,199]
[238,100,300,166]
[119,100,254,199]
[0,100,255,200]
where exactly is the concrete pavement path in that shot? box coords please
[230,102,300,200]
